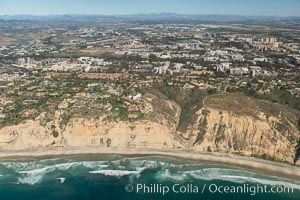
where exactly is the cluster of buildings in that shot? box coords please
[0,21,299,124]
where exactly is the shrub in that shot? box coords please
[52,130,59,138]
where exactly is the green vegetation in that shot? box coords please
[52,130,59,138]
[151,82,208,132]
[195,112,208,145]
[60,113,71,129]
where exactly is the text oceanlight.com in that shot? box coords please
[124,183,294,196]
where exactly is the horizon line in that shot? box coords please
[1,13,300,18]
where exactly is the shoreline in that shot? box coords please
[1,148,300,181]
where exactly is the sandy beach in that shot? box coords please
[0,148,300,181]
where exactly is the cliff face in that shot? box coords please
[185,108,298,163]
[0,116,182,151]
[182,93,300,164]
[0,120,56,150]
[63,118,182,149]
[0,92,299,165]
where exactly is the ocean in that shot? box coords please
[0,155,299,200]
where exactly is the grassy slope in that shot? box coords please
[149,83,207,132]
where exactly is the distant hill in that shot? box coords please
[0,13,299,22]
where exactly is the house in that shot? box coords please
[58,100,69,109]
[87,83,99,88]
[193,66,203,71]
[22,109,37,116]
[230,68,243,75]
[46,99,58,106]
[232,54,245,62]
[183,83,195,89]
[128,93,143,101]
[204,56,219,62]
[254,58,268,62]
[23,100,38,105]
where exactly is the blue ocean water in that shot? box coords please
[0,155,299,200]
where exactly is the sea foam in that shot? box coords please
[89,170,140,177]
[1,157,299,188]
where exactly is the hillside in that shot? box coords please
[185,93,300,164]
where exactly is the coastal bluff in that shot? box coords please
[0,92,299,166]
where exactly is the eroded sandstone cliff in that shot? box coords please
[0,92,299,165]
[184,93,300,164]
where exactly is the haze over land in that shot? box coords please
[1,13,300,21]
[1,0,300,16]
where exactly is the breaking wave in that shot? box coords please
[90,170,140,176]
[0,156,299,189]
[157,168,300,189]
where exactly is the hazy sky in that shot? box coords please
[0,0,299,16]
